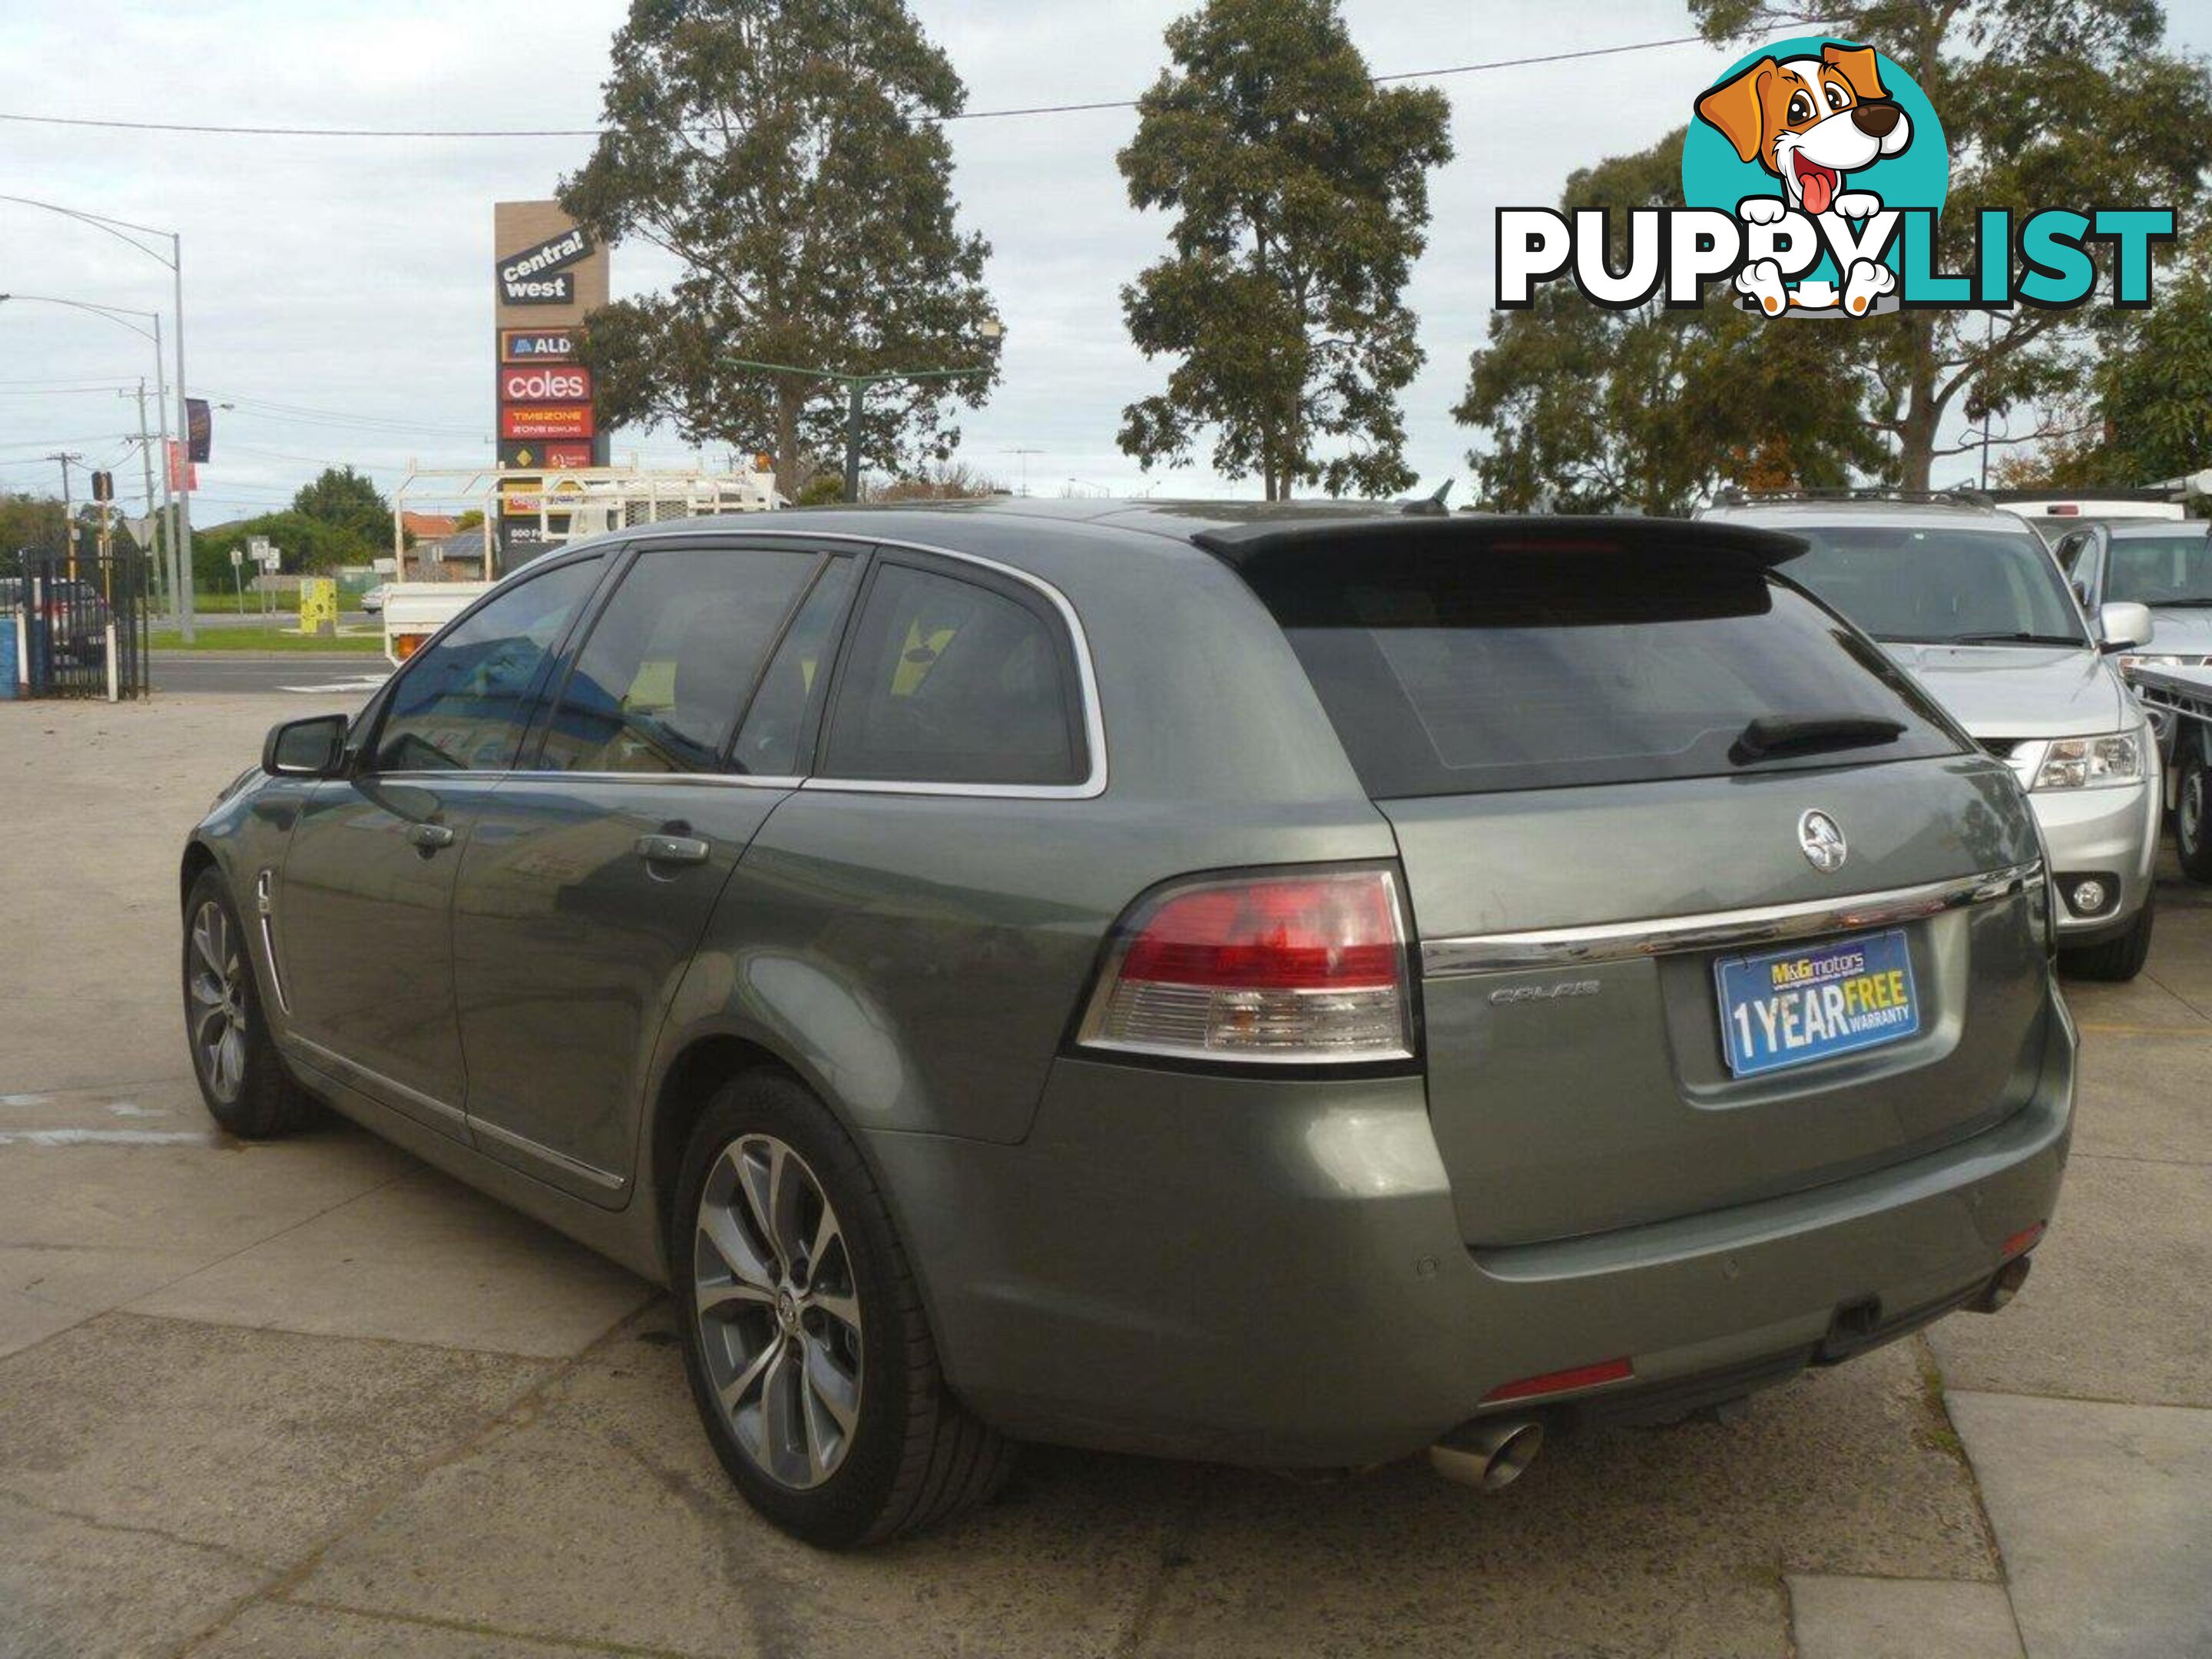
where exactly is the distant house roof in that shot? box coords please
[402,511,459,539]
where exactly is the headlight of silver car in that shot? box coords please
[2032,729,2146,790]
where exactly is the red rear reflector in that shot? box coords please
[2051,504,2080,515]
[2002,1221,2047,1257]
[1482,1356,1634,1404]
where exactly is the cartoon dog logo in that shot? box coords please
[1696,42,1912,316]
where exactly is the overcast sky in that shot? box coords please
[2,1,2206,525]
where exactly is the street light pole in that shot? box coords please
[1,292,178,620]
[0,196,195,639]
[171,230,197,641]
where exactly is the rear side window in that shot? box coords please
[730,555,859,777]
[535,545,818,774]
[820,561,1084,786]
[1243,544,1961,797]
[373,556,602,773]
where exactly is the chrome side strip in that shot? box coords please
[287,1035,468,1130]
[1420,861,2045,979]
[469,1115,628,1192]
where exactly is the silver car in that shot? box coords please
[1704,492,2160,979]
[180,504,2073,1546]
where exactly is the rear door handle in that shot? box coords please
[407,822,456,851]
[634,832,710,866]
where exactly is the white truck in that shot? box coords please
[2130,661,2212,882]
[381,463,780,664]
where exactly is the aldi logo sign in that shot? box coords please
[501,328,579,363]
[504,327,579,363]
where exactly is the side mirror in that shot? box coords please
[2099,601,2154,654]
[262,712,349,777]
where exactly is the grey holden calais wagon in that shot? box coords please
[180,502,2074,1546]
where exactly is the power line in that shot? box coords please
[0,35,1720,141]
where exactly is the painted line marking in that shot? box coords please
[273,674,389,694]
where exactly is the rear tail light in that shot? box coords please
[1075,866,1414,1064]
[393,632,426,661]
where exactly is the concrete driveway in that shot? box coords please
[2,695,2206,1659]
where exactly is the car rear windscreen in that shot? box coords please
[1241,542,1962,797]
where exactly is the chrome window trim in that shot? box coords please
[613,525,1110,800]
[492,770,806,790]
[1420,860,2045,978]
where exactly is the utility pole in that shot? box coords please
[1005,448,1043,496]
[172,229,197,643]
[46,452,83,575]
[123,381,167,613]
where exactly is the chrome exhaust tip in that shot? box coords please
[1429,1417,1544,1492]
[1970,1253,2032,1313]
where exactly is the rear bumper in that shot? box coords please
[2031,780,2159,936]
[870,988,2075,1468]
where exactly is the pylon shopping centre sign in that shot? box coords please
[493,200,609,562]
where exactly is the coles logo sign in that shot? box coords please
[500,366,592,404]
[1496,37,2174,319]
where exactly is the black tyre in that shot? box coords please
[181,868,317,1137]
[2060,892,2155,983]
[671,1069,1010,1547]
[2177,745,2212,884]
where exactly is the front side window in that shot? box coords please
[2101,534,2212,608]
[820,562,1083,786]
[1779,524,2090,646]
[373,557,601,773]
[535,545,819,774]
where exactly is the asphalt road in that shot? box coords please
[150,653,389,697]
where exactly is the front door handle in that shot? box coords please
[407,822,456,852]
[634,832,710,866]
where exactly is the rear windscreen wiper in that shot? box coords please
[1730,713,1906,766]
[2146,597,2212,608]
[1943,631,2085,646]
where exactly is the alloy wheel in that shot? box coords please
[187,900,247,1104]
[692,1134,864,1489]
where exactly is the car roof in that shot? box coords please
[2104,518,2210,540]
[604,498,1809,582]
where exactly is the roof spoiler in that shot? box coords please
[1192,513,1808,571]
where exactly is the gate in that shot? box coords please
[5,547,153,700]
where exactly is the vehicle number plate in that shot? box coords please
[1714,929,1919,1078]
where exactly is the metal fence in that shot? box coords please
[3,547,153,700]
